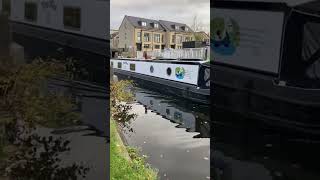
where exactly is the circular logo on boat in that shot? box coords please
[211,17,240,56]
[175,67,185,79]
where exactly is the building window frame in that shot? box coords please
[137,32,141,42]
[172,35,175,43]
[154,34,161,43]
[144,44,150,49]
[144,33,151,42]
[141,21,147,26]
[176,35,182,44]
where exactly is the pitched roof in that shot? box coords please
[159,20,193,33]
[111,32,119,39]
[125,16,166,31]
[195,31,210,39]
[123,15,194,32]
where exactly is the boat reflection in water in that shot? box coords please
[124,87,210,180]
[212,109,320,180]
[135,89,210,138]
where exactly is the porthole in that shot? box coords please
[117,62,122,69]
[150,65,154,73]
[166,67,172,76]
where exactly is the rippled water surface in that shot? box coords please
[122,89,210,180]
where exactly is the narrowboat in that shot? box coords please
[111,58,210,104]
[0,0,109,55]
[212,0,320,132]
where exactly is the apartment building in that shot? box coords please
[118,15,194,53]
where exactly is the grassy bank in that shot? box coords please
[110,119,157,180]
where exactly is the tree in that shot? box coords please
[191,15,205,32]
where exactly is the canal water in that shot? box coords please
[122,88,210,180]
[212,109,320,180]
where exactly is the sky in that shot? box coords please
[110,0,210,33]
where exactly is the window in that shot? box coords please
[130,64,136,71]
[117,62,122,69]
[144,33,150,42]
[161,35,164,43]
[185,37,190,42]
[172,35,175,43]
[24,2,37,22]
[2,0,10,15]
[155,45,160,49]
[144,44,150,49]
[150,65,154,73]
[154,34,161,43]
[302,22,320,81]
[176,35,182,44]
[185,27,188,31]
[64,7,81,29]
[137,32,141,42]
[111,61,113,67]
[154,23,159,28]
[141,21,147,26]
[175,25,179,30]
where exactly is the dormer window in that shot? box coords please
[185,27,188,31]
[141,21,147,26]
[154,23,159,28]
[175,25,179,30]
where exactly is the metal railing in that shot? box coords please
[137,47,210,60]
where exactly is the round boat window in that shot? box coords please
[150,65,154,73]
[166,67,172,76]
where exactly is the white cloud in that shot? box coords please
[110,0,210,33]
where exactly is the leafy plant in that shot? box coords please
[110,80,137,130]
[2,134,89,180]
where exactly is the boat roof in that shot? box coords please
[112,58,209,64]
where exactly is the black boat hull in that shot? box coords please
[213,65,320,133]
[113,69,210,104]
